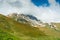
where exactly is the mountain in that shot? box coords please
[8,13,46,27]
[8,13,59,30]
[0,14,60,40]
[7,13,59,31]
[0,14,46,40]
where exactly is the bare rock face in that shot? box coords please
[8,13,46,27]
[48,23,58,30]
[7,13,18,20]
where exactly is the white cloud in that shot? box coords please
[6,0,17,3]
[0,0,60,23]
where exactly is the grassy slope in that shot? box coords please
[37,23,60,40]
[0,14,46,40]
[0,14,60,40]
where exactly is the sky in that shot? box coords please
[0,0,60,23]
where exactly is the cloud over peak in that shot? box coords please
[0,0,60,23]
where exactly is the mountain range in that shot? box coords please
[8,13,46,27]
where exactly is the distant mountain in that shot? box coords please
[8,13,46,27]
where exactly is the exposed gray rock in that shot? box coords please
[8,13,46,27]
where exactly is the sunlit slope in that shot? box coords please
[38,23,60,37]
[0,14,46,40]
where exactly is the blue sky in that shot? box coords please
[31,0,50,6]
[56,0,60,4]
[0,0,60,23]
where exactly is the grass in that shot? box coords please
[0,29,20,40]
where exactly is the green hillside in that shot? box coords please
[0,14,45,40]
[0,14,60,40]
